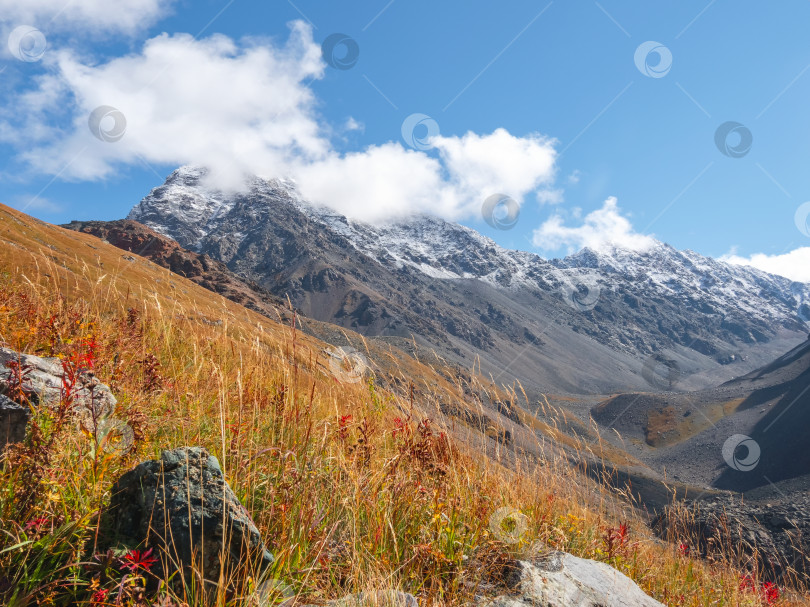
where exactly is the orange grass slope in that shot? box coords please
[0,201,802,606]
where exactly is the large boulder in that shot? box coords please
[0,347,120,449]
[477,551,664,607]
[0,347,117,413]
[0,347,119,449]
[106,446,273,591]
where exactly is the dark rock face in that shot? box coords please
[653,496,810,583]
[0,395,29,447]
[107,447,273,589]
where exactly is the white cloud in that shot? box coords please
[344,117,363,132]
[5,23,327,189]
[432,128,556,203]
[295,128,557,221]
[295,144,451,223]
[0,22,560,223]
[532,196,656,254]
[0,0,173,34]
[721,248,810,283]
[567,169,581,185]
[536,188,564,205]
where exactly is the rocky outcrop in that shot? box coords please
[0,347,117,414]
[0,347,118,447]
[122,166,810,399]
[106,447,273,591]
[476,551,664,607]
[653,496,810,583]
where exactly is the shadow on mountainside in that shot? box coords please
[714,364,810,492]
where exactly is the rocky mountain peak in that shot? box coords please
[126,167,810,395]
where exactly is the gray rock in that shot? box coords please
[477,552,664,607]
[0,394,29,447]
[107,446,273,590]
[0,347,117,416]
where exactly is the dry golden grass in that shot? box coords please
[0,203,805,606]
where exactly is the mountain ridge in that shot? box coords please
[125,166,810,397]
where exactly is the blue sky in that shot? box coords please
[2,1,810,279]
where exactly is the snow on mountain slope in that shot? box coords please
[129,166,810,338]
[126,167,810,395]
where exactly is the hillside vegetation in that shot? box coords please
[0,203,799,605]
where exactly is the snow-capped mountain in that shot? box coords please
[127,167,810,395]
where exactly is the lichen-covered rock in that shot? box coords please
[476,552,664,607]
[107,446,273,590]
[0,394,29,447]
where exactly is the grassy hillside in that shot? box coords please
[0,203,799,605]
